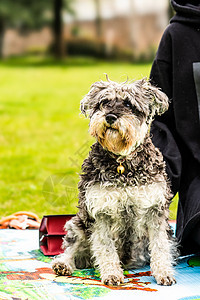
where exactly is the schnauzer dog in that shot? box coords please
[52,77,177,286]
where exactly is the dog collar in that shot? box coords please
[106,138,145,175]
[108,145,140,175]
[106,152,126,175]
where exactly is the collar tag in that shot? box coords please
[117,162,125,174]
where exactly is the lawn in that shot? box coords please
[0,56,178,219]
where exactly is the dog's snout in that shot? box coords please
[106,114,117,125]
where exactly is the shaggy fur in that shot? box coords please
[52,77,178,286]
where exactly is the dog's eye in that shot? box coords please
[100,99,109,109]
[124,99,142,116]
[124,99,132,109]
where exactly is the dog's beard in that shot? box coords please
[89,112,148,156]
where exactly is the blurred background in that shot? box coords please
[1,0,172,60]
[0,0,177,219]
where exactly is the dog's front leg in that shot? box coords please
[90,216,124,286]
[52,219,85,276]
[148,218,176,286]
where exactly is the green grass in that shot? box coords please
[0,56,178,219]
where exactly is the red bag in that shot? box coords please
[39,214,75,256]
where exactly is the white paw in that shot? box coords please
[155,275,176,286]
[101,273,124,286]
[52,258,73,276]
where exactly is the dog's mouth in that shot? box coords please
[105,126,118,132]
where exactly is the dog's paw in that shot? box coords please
[155,275,176,286]
[102,274,124,286]
[52,261,73,276]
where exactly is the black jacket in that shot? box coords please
[150,0,200,254]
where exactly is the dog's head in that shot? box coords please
[81,77,168,156]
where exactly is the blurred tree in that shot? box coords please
[94,0,102,38]
[53,0,64,59]
[0,0,50,58]
[0,0,73,59]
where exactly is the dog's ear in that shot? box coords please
[80,81,110,117]
[140,79,169,116]
[149,83,169,116]
[80,94,90,117]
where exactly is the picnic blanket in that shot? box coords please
[0,229,200,300]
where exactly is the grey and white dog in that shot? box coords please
[52,77,177,286]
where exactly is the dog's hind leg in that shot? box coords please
[148,217,176,286]
[90,216,124,286]
[52,218,89,276]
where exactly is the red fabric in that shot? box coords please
[39,214,75,256]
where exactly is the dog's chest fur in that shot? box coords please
[85,181,167,219]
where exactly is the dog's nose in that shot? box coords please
[106,114,117,125]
